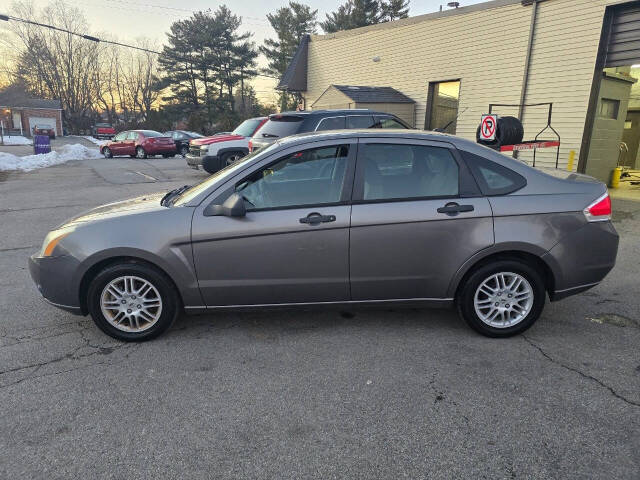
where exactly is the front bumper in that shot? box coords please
[185,154,206,169]
[28,254,83,315]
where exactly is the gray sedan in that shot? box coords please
[29,130,619,341]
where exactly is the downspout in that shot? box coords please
[515,0,538,157]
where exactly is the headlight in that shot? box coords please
[39,229,73,257]
[201,146,209,155]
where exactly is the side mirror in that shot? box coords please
[203,192,246,217]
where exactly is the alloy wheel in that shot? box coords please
[100,276,163,333]
[473,272,533,328]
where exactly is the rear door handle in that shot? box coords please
[437,202,474,216]
[300,212,336,225]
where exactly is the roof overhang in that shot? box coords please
[277,35,310,92]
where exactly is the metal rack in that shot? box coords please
[486,102,561,168]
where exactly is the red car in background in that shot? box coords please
[100,130,177,159]
[33,125,56,139]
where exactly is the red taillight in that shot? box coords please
[584,193,611,222]
[248,140,253,152]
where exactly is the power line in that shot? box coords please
[0,14,280,80]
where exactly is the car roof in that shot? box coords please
[270,109,398,118]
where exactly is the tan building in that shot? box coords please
[278,0,640,182]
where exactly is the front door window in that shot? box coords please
[237,145,350,210]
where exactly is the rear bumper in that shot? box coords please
[544,221,619,301]
[28,254,83,315]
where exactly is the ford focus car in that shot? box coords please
[29,130,618,341]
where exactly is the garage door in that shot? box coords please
[605,3,640,67]
[28,117,57,136]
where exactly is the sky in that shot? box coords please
[3,0,486,103]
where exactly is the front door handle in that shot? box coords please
[437,202,474,216]
[299,212,336,225]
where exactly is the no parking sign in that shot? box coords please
[480,114,497,141]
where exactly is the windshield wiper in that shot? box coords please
[161,185,190,206]
[261,133,279,138]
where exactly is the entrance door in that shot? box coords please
[585,72,635,182]
[349,138,493,301]
[191,141,356,306]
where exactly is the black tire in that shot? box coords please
[221,150,245,167]
[135,146,147,159]
[87,262,180,341]
[457,259,546,338]
[102,147,113,158]
[180,145,189,157]
[476,116,524,147]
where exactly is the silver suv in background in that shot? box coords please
[29,130,618,341]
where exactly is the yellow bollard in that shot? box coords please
[566,150,575,171]
[610,166,622,188]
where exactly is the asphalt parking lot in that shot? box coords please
[1,156,639,479]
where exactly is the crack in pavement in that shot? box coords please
[0,245,37,253]
[522,335,640,408]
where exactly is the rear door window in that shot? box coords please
[126,132,138,140]
[316,116,346,131]
[255,116,304,139]
[346,115,376,129]
[358,143,459,201]
[374,116,408,129]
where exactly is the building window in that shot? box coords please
[425,80,461,134]
[599,98,620,119]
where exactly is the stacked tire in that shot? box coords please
[476,116,524,148]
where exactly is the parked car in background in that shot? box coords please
[92,123,116,140]
[186,117,267,174]
[249,110,410,153]
[29,130,618,341]
[163,130,203,157]
[100,130,177,159]
[33,125,56,139]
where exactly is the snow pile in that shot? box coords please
[0,144,102,172]
[2,135,32,145]
[79,135,108,146]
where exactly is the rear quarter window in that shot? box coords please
[461,151,526,196]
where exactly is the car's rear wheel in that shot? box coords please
[87,262,179,341]
[180,145,189,157]
[135,146,147,159]
[102,147,113,158]
[457,260,545,337]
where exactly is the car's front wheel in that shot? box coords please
[457,260,546,337]
[87,262,179,341]
[180,145,189,157]
[135,146,147,159]
[221,150,245,166]
[102,147,113,158]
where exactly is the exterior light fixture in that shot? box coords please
[447,2,460,7]
[372,56,381,62]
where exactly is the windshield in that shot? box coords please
[232,119,263,137]
[172,142,280,206]
[254,115,304,139]
[186,131,203,138]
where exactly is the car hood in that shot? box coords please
[191,134,244,146]
[58,193,167,229]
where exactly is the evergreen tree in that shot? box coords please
[158,6,258,128]
[321,0,409,33]
[381,0,409,22]
[260,2,317,111]
[321,0,381,33]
